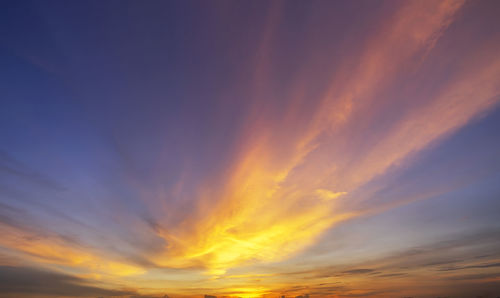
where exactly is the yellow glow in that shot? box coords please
[224,286,270,298]
[0,224,145,277]
[316,189,347,201]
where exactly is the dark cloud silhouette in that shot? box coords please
[438,262,500,271]
[0,266,135,297]
[338,291,392,297]
[259,227,500,297]
[340,268,375,275]
[445,272,500,281]
[376,273,407,278]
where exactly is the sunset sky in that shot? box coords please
[1,0,500,297]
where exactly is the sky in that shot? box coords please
[1,0,500,297]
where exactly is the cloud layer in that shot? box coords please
[1,0,500,297]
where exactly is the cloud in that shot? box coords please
[228,228,500,297]
[145,0,486,274]
[438,262,500,272]
[0,220,145,277]
[0,266,135,297]
[340,269,375,275]
[0,150,66,192]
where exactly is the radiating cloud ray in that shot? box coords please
[144,0,500,276]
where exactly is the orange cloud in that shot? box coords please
[0,223,144,277]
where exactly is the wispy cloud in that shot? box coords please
[144,0,500,276]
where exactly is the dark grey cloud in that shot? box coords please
[267,227,500,295]
[376,273,407,278]
[437,262,500,272]
[340,268,375,275]
[0,266,135,297]
[445,272,500,281]
[368,228,500,272]
[338,290,393,297]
